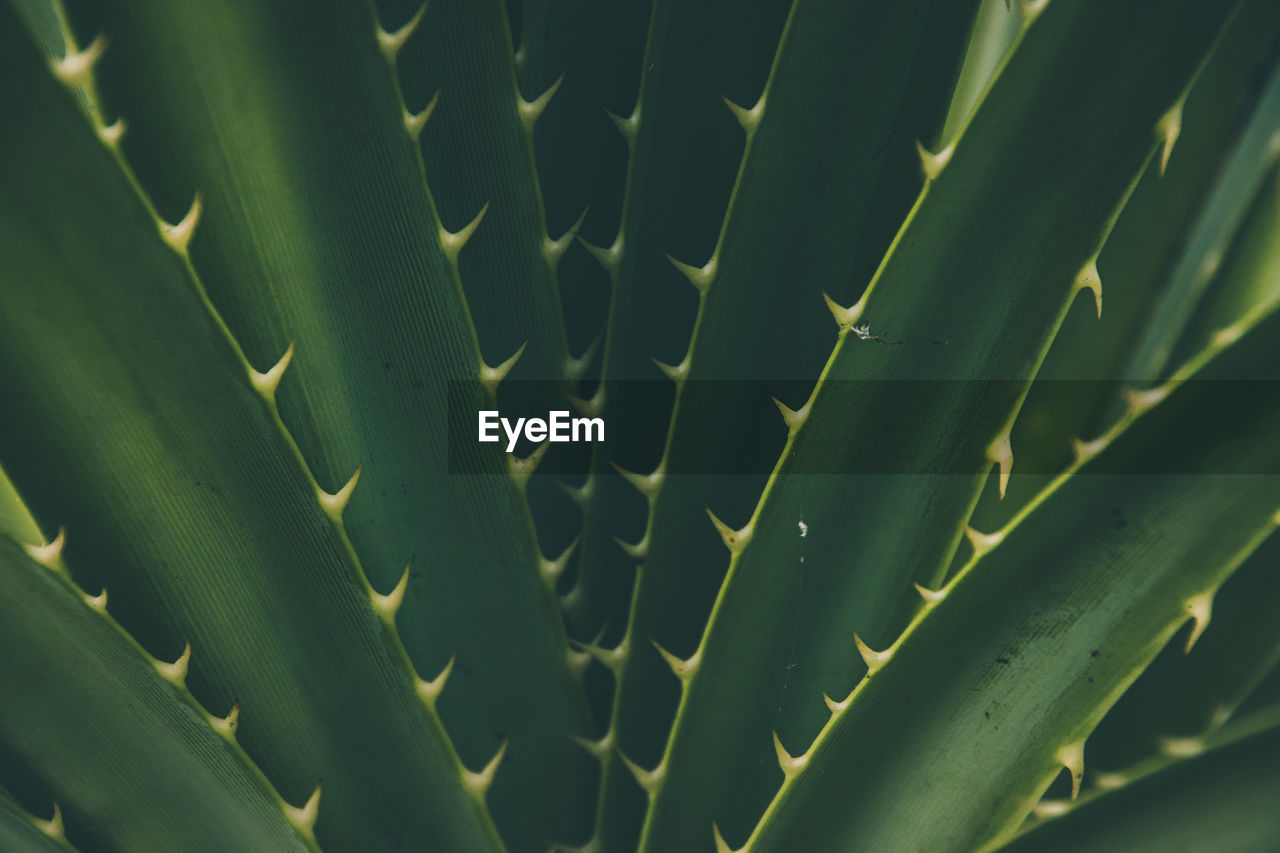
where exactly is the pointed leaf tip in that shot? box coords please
[540,537,579,586]
[565,329,602,381]
[712,822,740,853]
[161,193,203,254]
[85,586,108,612]
[519,75,563,132]
[612,530,647,562]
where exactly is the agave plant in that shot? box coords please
[2,0,1280,850]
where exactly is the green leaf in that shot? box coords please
[639,1,1243,849]
[0,12,506,850]
[995,706,1280,853]
[0,537,316,853]
[746,297,1280,851]
[48,0,598,845]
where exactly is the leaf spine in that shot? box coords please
[24,526,66,570]
[915,138,955,181]
[606,106,640,140]
[653,354,690,384]
[713,823,747,853]
[51,33,107,88]
[570,729,614,760]
[652,639,700,682]
[616,749,665,794]
[822,291,866,330]
[480,341,527,394]
[440,203,489,261]
[249,340,295,401]
[1075,257,1102,318]
[772,731,808,778]
[160,193,203,254]
[371,565,411,622]
[1058,740,1085,799]
[318,466,361,521]
[540,537,579,587]
[565,384,606,418]
[852,632,892,673]
[576,636,629,673]
[1031,799,1071,819]
[1157,98,1184,177]
[823,691,851,714]
[611,459,664,499]
[98,118,126,148]
[155,642,192,687]
[404,91,440,141]
[1157,735,1205,758]
[722,93,765,133]
[578,233,623,274]
[963,523,1005,557]
[913,582,946,604]
[211,700,240,742]
[546,206,590,270]
[462,741,507,799]
[509,441,550,489]
[282,781,322,838]
[566,330,602,381]
[518,75,563,133]
[417,656,454,708]
[706,507,752,553]
[84,587,108,612]
[1122,384,1169,415]
[1184,589,1213,652]
[772,396,810,433]
[35,803,64,840]
[987,431,1013,499]
[1070,435,1108,464]
[666,252,717,292]
[376,4,426,62]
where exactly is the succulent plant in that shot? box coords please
[2,0,1280,851]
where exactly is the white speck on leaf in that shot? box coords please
[798,521,808,538]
